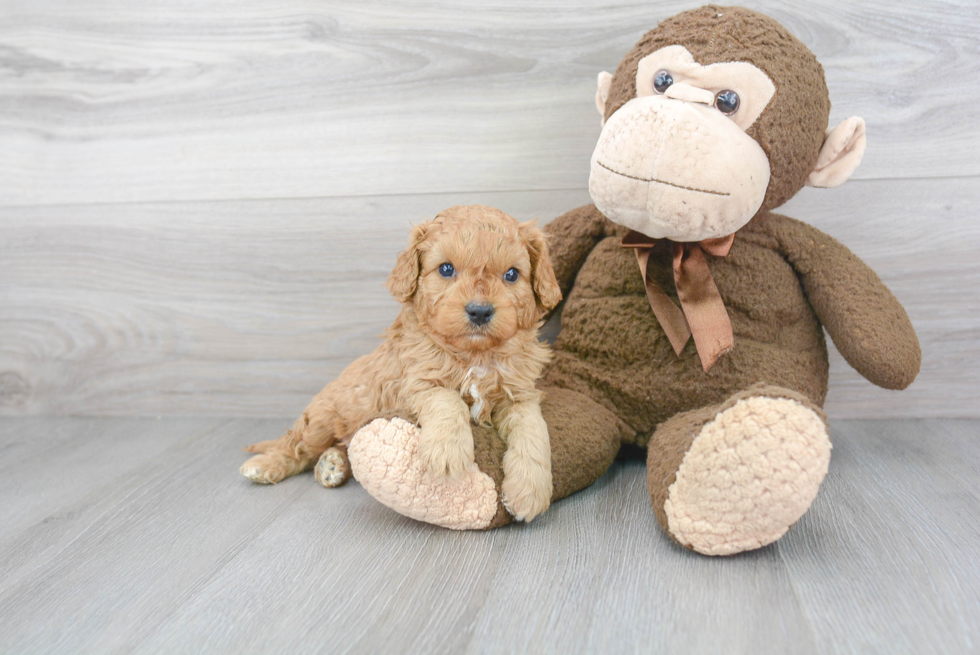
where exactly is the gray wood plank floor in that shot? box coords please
[1,418,977,655]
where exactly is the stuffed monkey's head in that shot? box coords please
[589,5,867,241]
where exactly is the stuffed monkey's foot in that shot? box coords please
[348,388,627,531]
[348,418,499,530]
[652,389,831,556]
[315,446,352,488]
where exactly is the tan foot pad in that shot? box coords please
[315,447,351,488]
[664,396,832,556]
[347,418,498,530]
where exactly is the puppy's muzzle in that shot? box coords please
[465,302,495,327]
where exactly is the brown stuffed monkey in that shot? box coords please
[345,5,921,555]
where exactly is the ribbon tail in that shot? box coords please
[674,244,734,372]
[635,248,691,356]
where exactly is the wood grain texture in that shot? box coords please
[0,0,978,206]
[1,2,976,418]
[1,179,976,418]
[0,417,224,540]
[0,417,977,654]
[780,420,980,655]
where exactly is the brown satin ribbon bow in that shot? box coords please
[621,230,735,372]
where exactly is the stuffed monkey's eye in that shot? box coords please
[503,268,519,283]
[653,70,674,94]
[715,89,740,115]
[438,263,455,278]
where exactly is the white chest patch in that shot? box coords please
[468,383,483,423]
[461,366,490,423]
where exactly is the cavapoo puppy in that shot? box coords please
[241,205,562,521]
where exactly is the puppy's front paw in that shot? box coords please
[418,424,475,482]
[501,451,553,522]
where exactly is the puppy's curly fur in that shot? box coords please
[241,205,562,521]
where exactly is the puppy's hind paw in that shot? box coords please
[315,446,352,488]
[240,454,285,484]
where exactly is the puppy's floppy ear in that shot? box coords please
[518,220,562,311]
[387,221,430,303]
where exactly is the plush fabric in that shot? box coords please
[635,45,776,132]
[649,383,830,555]
[540,207,920,435]
[349,6,920,555]
[350,388,627,530]
[663,393,830,555]
[590,95,771,239]
[605,5,830,212]
[807,118,868,188]
[348,417,500,530]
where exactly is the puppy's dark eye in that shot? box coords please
[715,90,740,115]
[653,70,673,94]
[503,268,519,283]
[438,263,455,278]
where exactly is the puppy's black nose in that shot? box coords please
[466,302,495,326]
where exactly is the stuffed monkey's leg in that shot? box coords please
[648,384,832,556]
[349,388,630,530]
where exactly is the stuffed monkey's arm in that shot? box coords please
[543,204,611,316]
[772,215,920,390]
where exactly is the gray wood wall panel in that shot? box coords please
[0,1,977,206]
[1,1,977,418]
[1,179,977,418]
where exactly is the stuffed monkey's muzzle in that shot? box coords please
[589,94,771,242]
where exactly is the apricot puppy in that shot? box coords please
[240,205,562,521]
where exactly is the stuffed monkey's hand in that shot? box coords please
[776,218,921,390]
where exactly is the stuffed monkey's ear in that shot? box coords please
[519,221,562,312]
[596,71,613,125]
[806,117,867,188]
[386,221,430,303]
